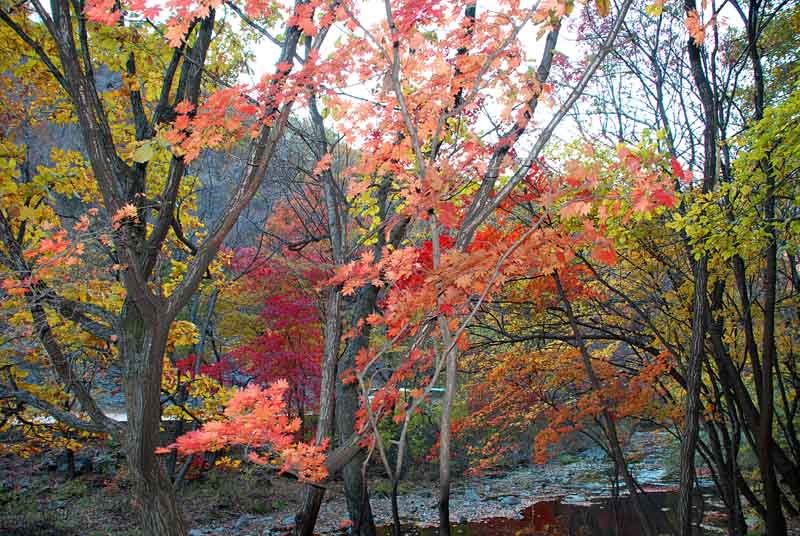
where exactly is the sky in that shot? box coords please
[237,0,590,152]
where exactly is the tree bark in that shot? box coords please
[744,0,786,529]
[296,288,342,536]
[437,341,456,536]
[121,304,187,536]
[677,0,718,529]
[295,89,347,536]
[757,127,786,536]
[336,285,380,536]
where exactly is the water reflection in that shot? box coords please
[377,491,718,535]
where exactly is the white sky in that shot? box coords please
[236,0,589,150]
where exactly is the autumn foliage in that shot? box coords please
[159,381,328,482]
[2,0,798,534]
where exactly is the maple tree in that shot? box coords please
[301,0,682,532]
[160,380,329,482]
[225,248,325,425]
[248,0,676,533]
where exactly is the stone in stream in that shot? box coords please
[464,489,480,502]
[47,500,67,510]
[234,515,252,530]
[499,495,521,506]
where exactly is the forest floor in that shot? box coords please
[1,430,795,535]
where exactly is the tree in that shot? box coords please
[5,1,794,535]
[0,0,340,533]
[558,0,800,532]
[317,0,647,533]
[226,247,326,428]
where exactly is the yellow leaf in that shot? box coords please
[18,205,39,222]
[132,141,155,163]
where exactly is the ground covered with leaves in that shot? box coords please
[0,446,305,536]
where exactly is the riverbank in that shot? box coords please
[5,430,784,535]
[191,430,689,535]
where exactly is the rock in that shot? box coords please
[282,514,295,527]
[54,452,93,475]
[500,495,520,506]
[580,446,607,462]
[48,500,67,510]
[188,530,204,536]
[234,515,251,530]
[464,489,480,502]
[92,452,119,474]
[40,458,59,472]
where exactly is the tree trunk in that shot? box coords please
[677,1,718,528]
[391,478,402,536]
[678,256,708,536]
[122,303,187,536]
[336,286,379,536]
[296,91,348,535]
[437,342,457,536]
[65,449,76,479]
[296,288,342,536]
[133,465,188,536]
[703,417,746,536]
[758,145,787,536]
[706,314,800,504]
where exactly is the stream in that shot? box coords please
[196,430,730,535]
[375,490,723,535]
